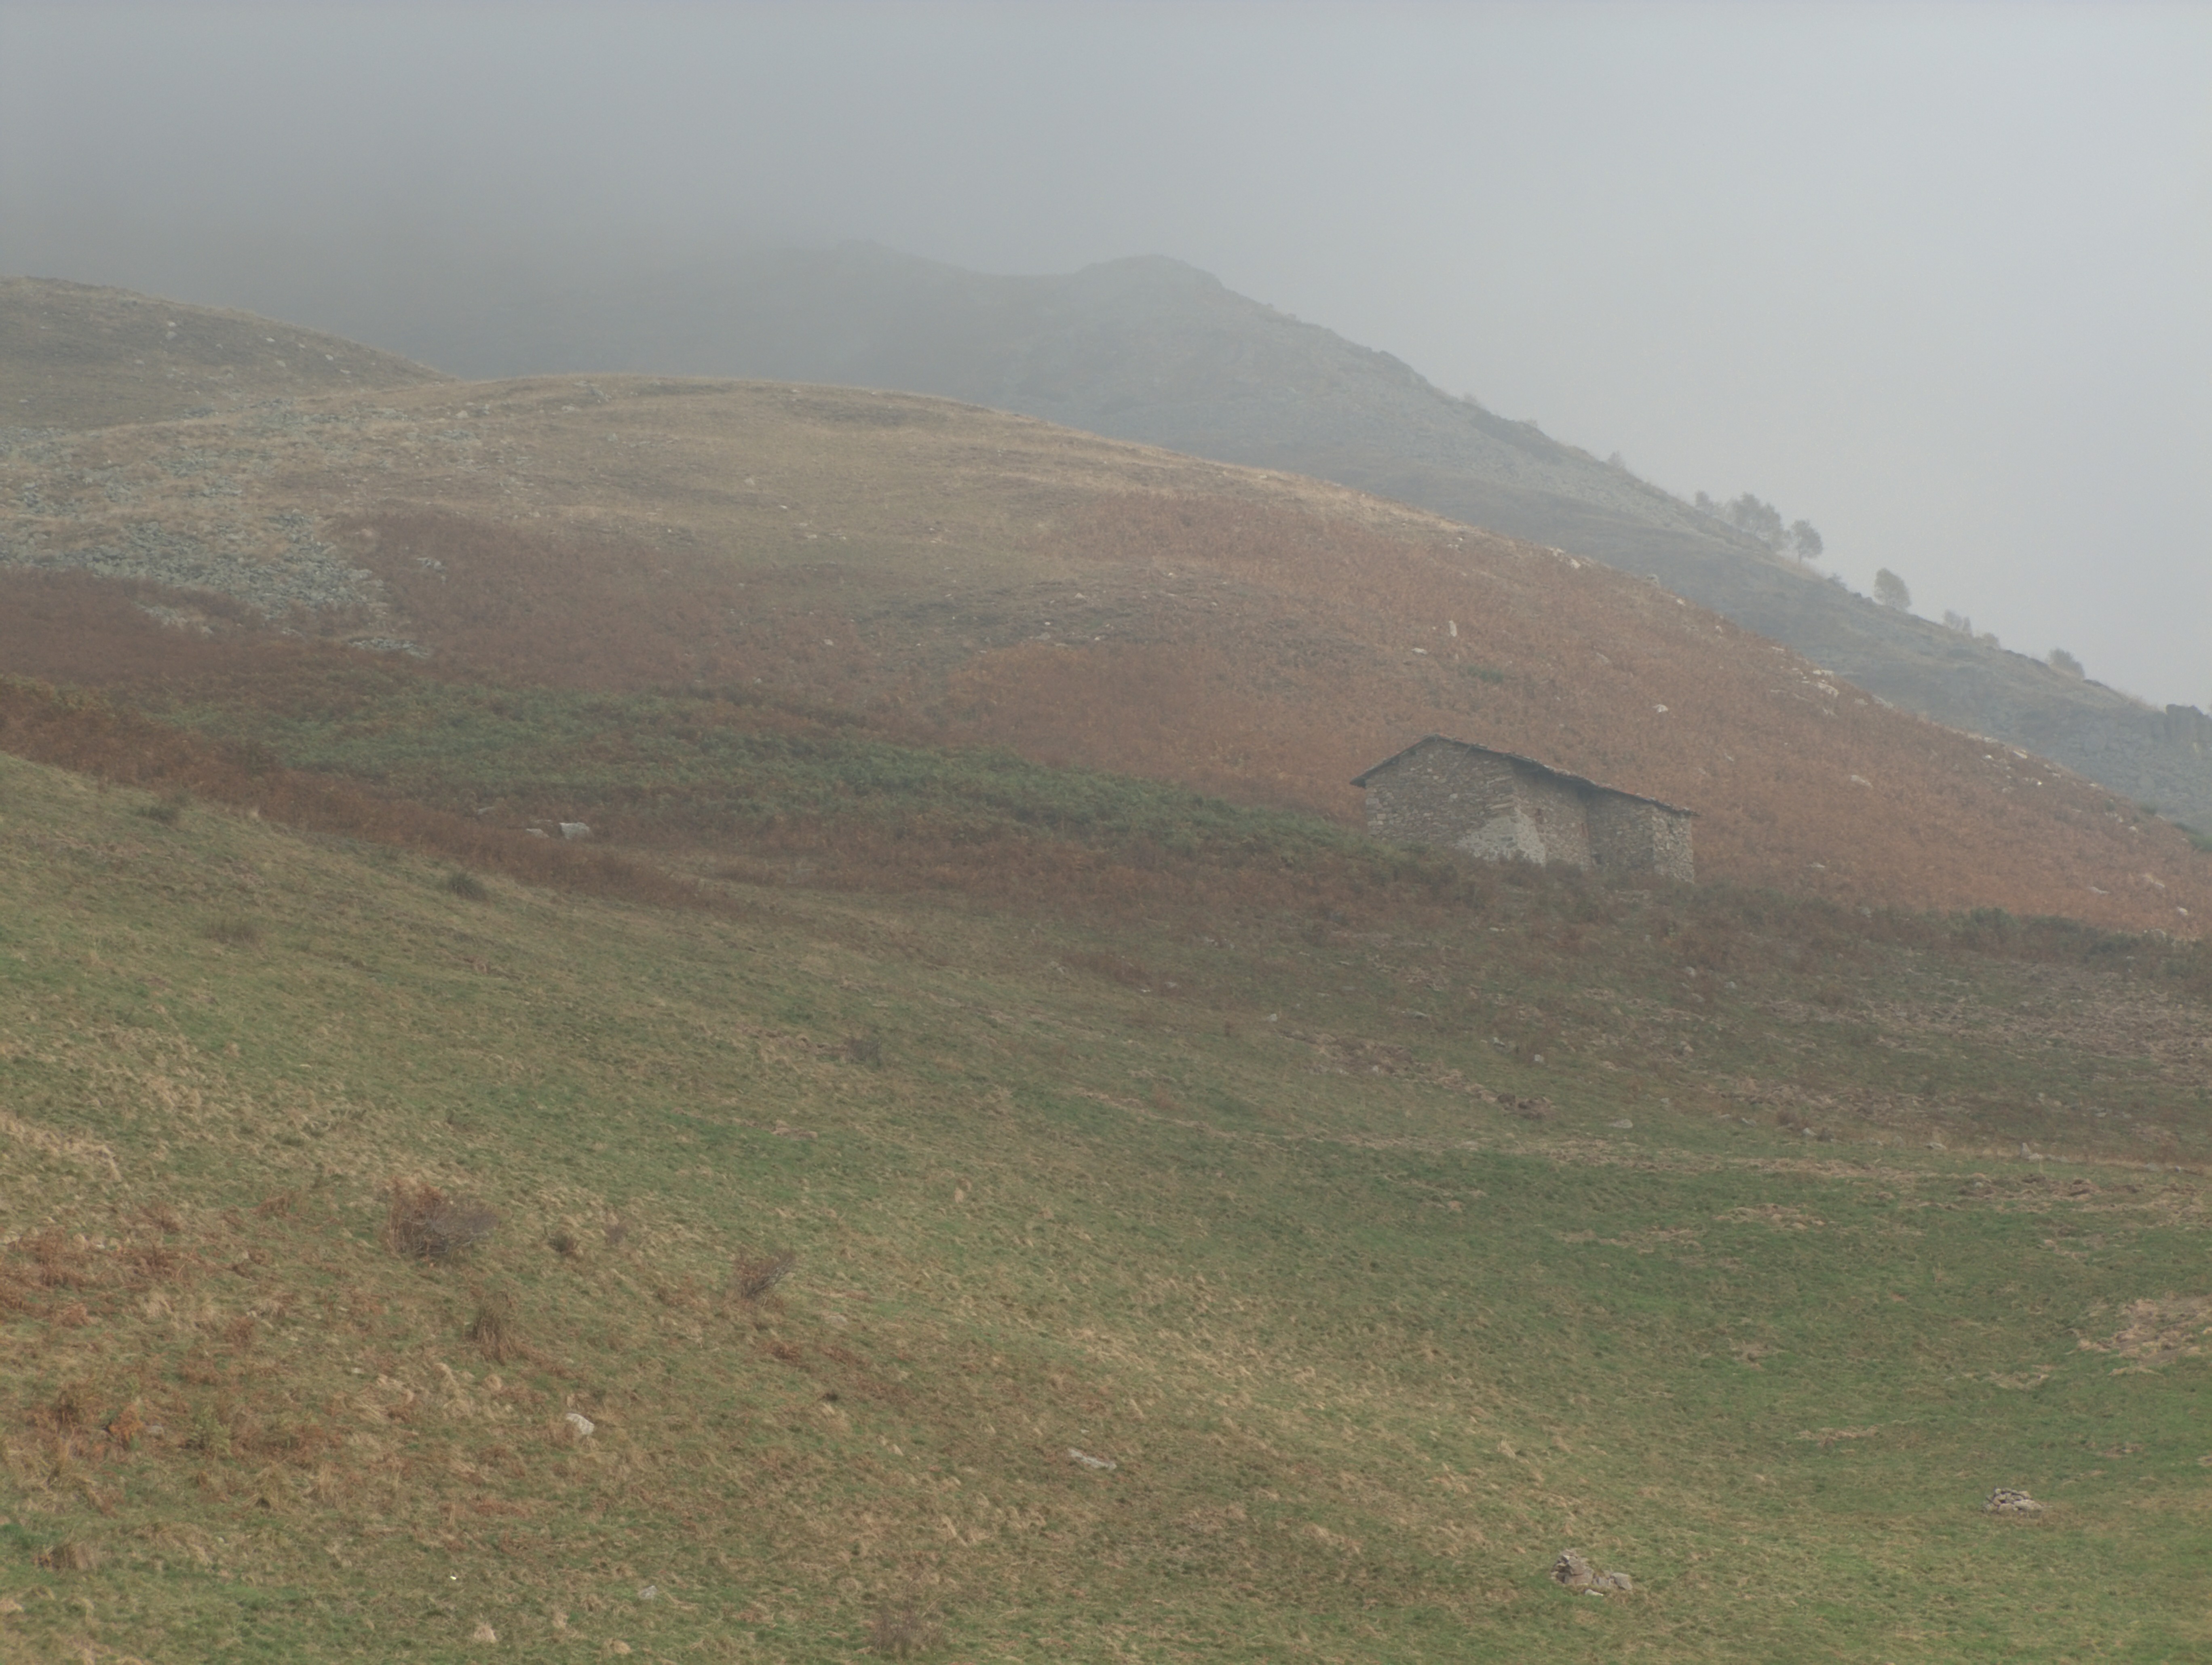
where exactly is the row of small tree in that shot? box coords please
[1691,491,1824,563]
[1689,491,2089,679]
[1939,609,2083,676]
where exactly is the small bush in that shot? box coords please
[842,1033,883,1065]
[36,1539,102,1573]
[134,791,189,826]
[46,1380,97,1433]
[866,1599,945,1658]
[467,1288,518,1363]
[547,1228,580,1259]
[19,1229,89,1290]
[140,1201,185,1235]
[204,916,262,947]
[729,1250,796,1302]
[383,1179,498,1262]
[444,870,489,901]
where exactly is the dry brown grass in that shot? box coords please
[865,1597,945,1658]
[34,1538,102,1574]
[728,1250,797,1304]
[466,1288,520,1363]
[382,1179,498,1263]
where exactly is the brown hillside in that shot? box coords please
[0,276,445,429]
[0,371,2203,933]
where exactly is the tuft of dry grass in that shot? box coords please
[133,790,188,826]
[865,1598,945,1658]
[382,1179,498,1262]
[139,1201,185,1235]
[466,1288,519,1363]
[444,870,490,901]
[35,1539,102,1574]
[728,1250,796,1303]
[44,1380,98,1433]
[204,915,262,947]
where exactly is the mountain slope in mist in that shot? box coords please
[427,244,2212,830]
[1,282,2203,934]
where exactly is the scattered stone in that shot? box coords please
[564,1411,596,1439]
[1985,1488,2046,1515]
[559,822,592,840]
[637,1584,658,1601]
[471,1621,498,1643]
[1068,1448,1117,1471]
[1551,1549,1633,1593]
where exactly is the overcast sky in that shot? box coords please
[4,0,2206,706]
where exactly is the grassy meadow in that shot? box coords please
[3,739,2210,1663]
[4,282,2209,1660]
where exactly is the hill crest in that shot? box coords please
[0,275,447,429]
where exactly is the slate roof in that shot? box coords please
[1351,735,1694,816]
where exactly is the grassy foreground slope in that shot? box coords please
[3,747,2210,1662]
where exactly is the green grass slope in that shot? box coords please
[3,745,2210,1662]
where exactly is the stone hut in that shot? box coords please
[1352,736,1694,882]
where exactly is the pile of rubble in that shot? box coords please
[1551,1550,1633,1595]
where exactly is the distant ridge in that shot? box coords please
[425,244,2212,828]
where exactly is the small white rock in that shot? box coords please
[564,1411,596,1438]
